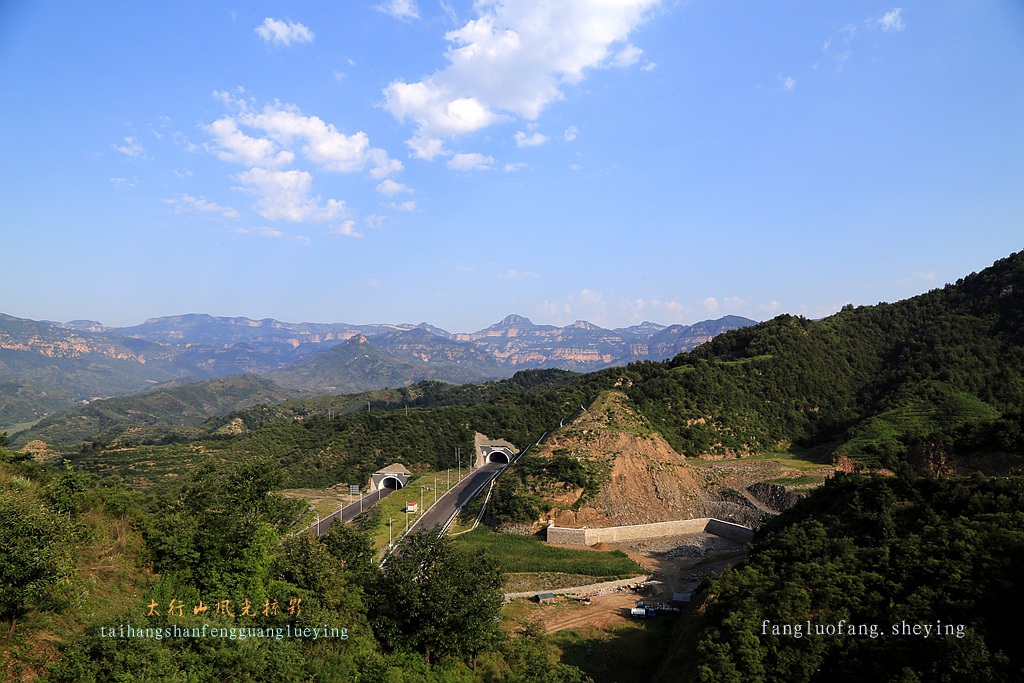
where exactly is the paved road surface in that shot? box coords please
[385,462,504,558]
[310,487,395,536]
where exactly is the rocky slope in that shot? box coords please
[521,391,822,529]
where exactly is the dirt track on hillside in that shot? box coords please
[531,531,747,634]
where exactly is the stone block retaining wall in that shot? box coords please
[546,517,754,546]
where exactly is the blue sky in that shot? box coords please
[1,1,1021,333]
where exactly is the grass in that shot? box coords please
[366,469,467,551]
[2,420,40,436]
[453,527,643,577]
[763,474,827,487]
[502,572,622,592]
[548,619,678,683]
[742,445,833,471]
[0,468,153,681]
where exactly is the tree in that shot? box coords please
[369,527,503,666]
[321,519,377,583]
[0,489,76,636]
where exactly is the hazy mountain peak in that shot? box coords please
[495,314,534,328]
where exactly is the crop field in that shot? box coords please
[69,442,237,492]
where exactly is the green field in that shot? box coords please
[453,527,643,577]
[549,621,678,683]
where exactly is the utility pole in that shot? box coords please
[447,468,450,491]
[389,518,393,547]
[434,478,439,505]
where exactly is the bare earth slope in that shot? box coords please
[524,391,827,529]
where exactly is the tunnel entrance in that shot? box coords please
[370,464,411,492]
[487,451,511,464]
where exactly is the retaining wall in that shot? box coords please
[546,517,753,546]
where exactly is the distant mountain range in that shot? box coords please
[0,311,755,429]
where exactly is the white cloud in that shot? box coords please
[497,269,538,279]
[391,200,418,211]
[235,167,346,222]
[514,131,547,147]
[383,0,661,145]
[623,297,684,322]
[364,215,388,229]
[879,8,905,32]
[504,162,528,172]
[563,125,579,141]
[407,134,449,160]
[241,104,402,177]
[113,136,144,158]
[330,220,362,238]
[377,0,419,20]
[236,226,284,238]
[204,117,294,167]
[110,177,135,190]
[255,18,314,46]
[167,194,240,220]
[612,44,643,68]
[376,179,411,196]
[447,152,494,171]
[539,288,608,326]
[386,81,507,137]
[202,97,403,225]
[782,75,796,91]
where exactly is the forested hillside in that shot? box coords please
[40,252,1024,498]
[0,451,586,682]
[661,472,1024,682]
[11,375,307,449]
[620,251,1024,471]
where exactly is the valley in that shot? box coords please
[2,251,1024,682]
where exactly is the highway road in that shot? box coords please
[309,487,395,536]
[306,462,503,539]
[417,462,504,533]
[385,461,505,558]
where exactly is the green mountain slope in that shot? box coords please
[12,375,306,449]
[269,332,508,393]
[56,251,1024,493]
[664,472,1024,682]
[620,251,1024,470]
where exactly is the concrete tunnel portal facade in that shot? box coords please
[474,434,519,467]
[369,463,411,493]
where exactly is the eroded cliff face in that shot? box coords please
[0,331,152,362]
[534,393,703,527]
[523,391,821,529]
